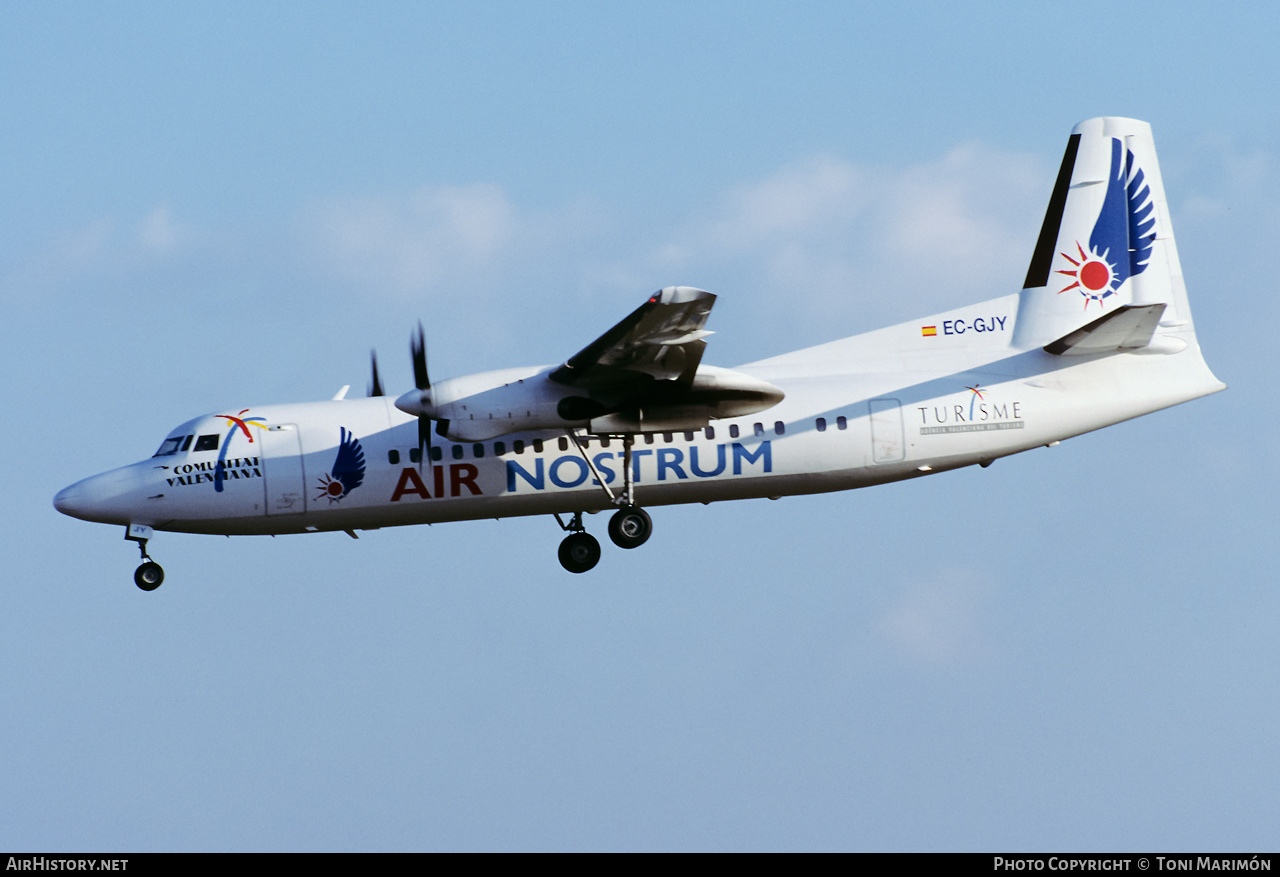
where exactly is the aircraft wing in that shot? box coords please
[549,287,716,390]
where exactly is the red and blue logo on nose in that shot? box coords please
[1056,138,1156,308]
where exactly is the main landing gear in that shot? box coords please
[125,524,165,591]
[556,512,602,574]
[553,504,655,573]
[607,505,652,549]
[553,432,655,573]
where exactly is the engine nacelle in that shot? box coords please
[396,364,784,441]
[588,366,785,433]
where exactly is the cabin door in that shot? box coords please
[869,399,906,464]
[261,424,307,515]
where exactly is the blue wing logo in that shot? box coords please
[1055,138,1156,308]
[316,427,366,503]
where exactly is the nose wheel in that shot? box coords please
[125,524,165,591]
[134,561,165,591]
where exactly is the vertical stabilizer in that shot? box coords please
[1013,117,1189,350]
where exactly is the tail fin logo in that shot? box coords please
[1056,138,1156,308]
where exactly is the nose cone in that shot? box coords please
[395,388,431,417]
[53,483,83,516]
[54,464,149,525]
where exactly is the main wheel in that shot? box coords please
[608,505,652,549]
[558,532,601,573]
[134,561,165,591]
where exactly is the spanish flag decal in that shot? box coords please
[921,326,937,337]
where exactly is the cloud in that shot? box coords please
[876,567,996,669]
[308,183,518,298]
[1174,137,1278,237]
[1,205,199,310]
[136,206,188,254]
[645,143,1050,331]
[7,139,1058,358]
[298,139,1052,330]
[706,156,868,247]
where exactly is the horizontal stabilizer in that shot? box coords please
[1044,303,1166,355]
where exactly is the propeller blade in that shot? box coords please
[410,322,433,469]
[418,414,431,471]
[368,350,384,397]
[411,322,430,390]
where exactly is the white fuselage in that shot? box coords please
[53,293,1224,538]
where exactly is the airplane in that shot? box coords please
[54,117,1225,589]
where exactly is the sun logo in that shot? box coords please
[1056,241,1119,309]
[315,427,366,504]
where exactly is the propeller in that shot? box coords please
[410,323,433,469]
[368,350,384,397]
[393,322,451,468]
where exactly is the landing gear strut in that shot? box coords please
[554,511,601,573]
[125,524,164,591]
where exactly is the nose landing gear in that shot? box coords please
[134,560,165,591]
[125,523,165,591]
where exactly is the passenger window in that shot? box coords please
[774,421,785,435]
[753,423,764,437]
[558,437,569,451]
[683,431,694,442]
[494,441,506,456]
[410,447,422,464]
[816,417,827,432]
[644,434,655,445]
[194,434,220,452]
[473,443,484,458]
[514,440,525,454]
[600,437,610,448]
[389,450,401,465]
[452,445,463,460]
[430,446,443,462]
[729,424,739,439]
[533,439,544,453]
[663,432,673,443]
[704,426,715,440]
[837,416,848,430]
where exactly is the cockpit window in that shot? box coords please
[153,435,190,457]
[194,434,220,452]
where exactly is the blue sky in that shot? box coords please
[4,1,1278,851]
